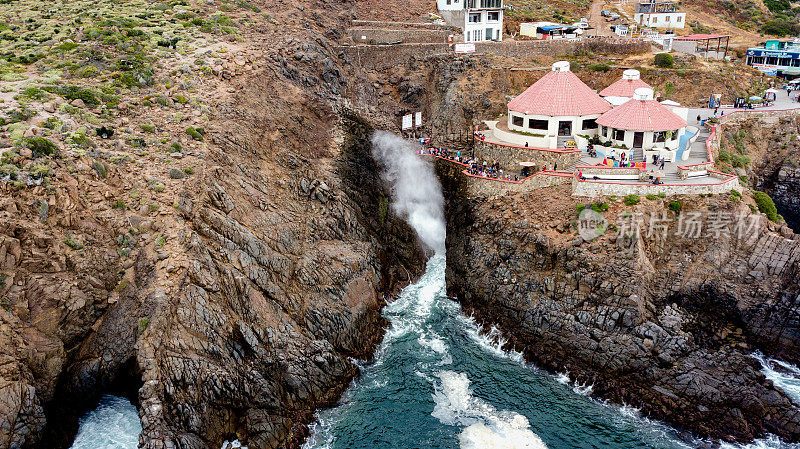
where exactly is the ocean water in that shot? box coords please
[303,255,691,449]
[69,395,141,449]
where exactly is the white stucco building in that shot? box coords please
[495,61,611,149]
[596,88,687,160]
[634,1,686,29]
[437,0,503,42]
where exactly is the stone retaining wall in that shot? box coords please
[338,38,651,71]
[474,140,580,172]
[345,28,453,44]
[467,173,572,196]
[351,20,457,30]
[572,172,740,197]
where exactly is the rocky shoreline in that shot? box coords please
[439,160,800,444]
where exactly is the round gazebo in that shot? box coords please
[596,88,687,161]
[504,61,611,149]
[598,69,652,106]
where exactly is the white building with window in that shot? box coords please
[634,1,685,29]
[596,88,687,160]
[495,61,611,149]
[437,0,503,42]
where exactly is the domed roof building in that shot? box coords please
[598,69,652,105]
[500,61,610,149]
[596,87,688,156]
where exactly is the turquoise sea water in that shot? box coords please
[303,255,691,449]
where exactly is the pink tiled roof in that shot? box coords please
[599,78,653,98]
[596,98,687,131]
[507,70,611,117]
[674,34,729,41]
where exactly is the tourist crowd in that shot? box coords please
[417,147,520,182]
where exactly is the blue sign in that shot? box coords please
[747,48,800,59]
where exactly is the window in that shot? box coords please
[466,31,471,41]
[613,129,625,141]
[528,119,548,130]
[496,29,500,40]
[582,119,597,130]
[511,115,524,127]
[474,29,483,40]
[469,13,481,23]
[676,15,682,22]
[447,0,451,4]
[767,56,778,65]
[485,28,493,40]
[653,131,666,143]
[601,126,607,136]
[666,15,670,22]
[487,11,499,21]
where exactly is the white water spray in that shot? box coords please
[370,131,446,254]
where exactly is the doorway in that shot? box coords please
[558,121,572,136]
[633,132,644,148]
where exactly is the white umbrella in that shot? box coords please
[519,161,538,167]
[660,100,681,106]
[766,88,781,94]
[790,79,800,84]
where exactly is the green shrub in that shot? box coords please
[718,149,731,163]
[64,233,83,249]
[185,126,204,141]
[623,194,640,206]
[184,167,194,175]
[588,63,611,72]
[169,168,186,179]
[92,160,108,178]
[729,189,742,202]
[43,84,99,107]
[731,154,751,168]
[591,202,609,213]
[668,200,681,212]
[645,193,658,201]
[576,204,587,215]
[140,124,155,133]
[155,235,166,246]
[15,87,48,102]
[654,53,674,68]
[21,137,57,157]
[658,192,666,198]
[753,191,779,222]
[664,81,674,97]
[169,142,182,152]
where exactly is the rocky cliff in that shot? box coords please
[440,161,800,444]
[0,0,428,448]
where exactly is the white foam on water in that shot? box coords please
[418,333,453,365]
[752,352,800,404]
[459,314,526,364]
[718,434,800,449]
[70,395,141,449]
[431,371,549,449]
[572,381,594,396]
[555,372,570,385]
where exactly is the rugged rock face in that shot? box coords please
[0,2,428,447]
[440,162,800,444]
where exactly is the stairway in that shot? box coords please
[557,135,573,149]
[629,147,644,162]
